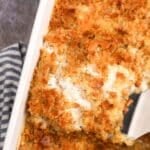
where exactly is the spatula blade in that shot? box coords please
[128,90,150,139]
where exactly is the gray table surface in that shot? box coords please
[0,0,39,49]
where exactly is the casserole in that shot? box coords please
[4,0,150,149]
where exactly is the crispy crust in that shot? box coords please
[20,0,150,149]
[19,117,150,150]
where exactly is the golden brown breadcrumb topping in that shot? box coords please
[20,0,150,149]
[19,117,150,150]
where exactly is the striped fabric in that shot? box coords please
[0,43,26,149]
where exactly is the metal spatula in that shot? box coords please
[128,90,150,139]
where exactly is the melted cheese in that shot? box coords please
[59,78,91,110]
[128,46,138,55]
[48,75,58,89]
[66,108,82,130]
[77,5,90,20]
[44,42,54,54]
[103,65,118,92]
[48,76,91,109]
[103,65,135,93]
[83,64,100,77]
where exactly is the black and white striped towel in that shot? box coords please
[0,43,26,149]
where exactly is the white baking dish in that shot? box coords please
[4,0,149,149]
[3,0,55,149]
